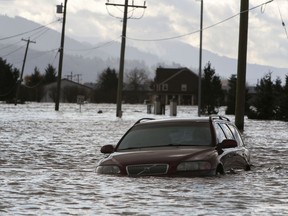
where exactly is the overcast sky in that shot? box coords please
[1,0,288,70]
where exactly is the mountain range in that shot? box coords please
[0,15,287,85]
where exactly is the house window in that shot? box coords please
[181,84,187,92]
[162,84,168,91]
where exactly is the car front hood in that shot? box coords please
[103,147,217,166]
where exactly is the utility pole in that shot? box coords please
[235,0,249,131]
[55,0,68,111]
[67,72,82,83]
[67,71,73,80]
[14,38,36,105]
[106,0,146,117]
[74,74,82,83]
[197,0,203,117]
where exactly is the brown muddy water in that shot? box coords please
[0,103,287,215]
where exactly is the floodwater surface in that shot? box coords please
[0,103,287,215]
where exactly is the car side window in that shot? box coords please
[219,123,235,140]
[227,124,244,147]
[214,123,227,144]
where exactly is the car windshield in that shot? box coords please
[117,122,212,150]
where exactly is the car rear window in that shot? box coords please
[117,123,212,150]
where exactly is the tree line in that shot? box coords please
[0,57,58,103]
[201,62,288,121]
[246,73,288,121]
[0,57,151,103]
[1,57,288,121]
[225,72,288,121]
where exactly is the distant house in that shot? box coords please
[153,67,199,105]
[41,79,94,103]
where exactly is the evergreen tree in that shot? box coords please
[24,67,44,87]
[273,77,283,120]
[97,67,118,91]
[225,75,250,115]
[0,58,19,101]
[248,73,276,120]
[95,67,118,102]
[24,67,44,102]
[44,64,57,84]
[225,75,237,115]
[279,75,288,121]
[201,62,224,115]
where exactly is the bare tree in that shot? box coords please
[125,68,149,91]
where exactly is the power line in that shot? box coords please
[0,40,22,52]
[30,27,51,41]
[126,0,274,42]
[276,0,288,39]
[1,44,26,58]
[0,19,60,41]
[23,76,45,89]
[106,0,147,117]
[0,25,54,59]
[66,71,82,83]
[14,38,36,105]
[106,0,147,20]
[23,48,59,64]
[65,37,121,52]
[3,48,58,68]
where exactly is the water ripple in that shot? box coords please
[0,103,287,215]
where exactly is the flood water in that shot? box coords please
[0,103,287,215]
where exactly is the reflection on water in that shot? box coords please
[0,103,287,215]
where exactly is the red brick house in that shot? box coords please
[153,67,199,105]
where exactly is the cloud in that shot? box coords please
[1,0,287,69]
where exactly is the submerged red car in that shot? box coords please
[96,115,251,177]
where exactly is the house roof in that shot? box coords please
[155,67,198,84]
[44,78,94,91]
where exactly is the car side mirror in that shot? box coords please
[216,139,237,154]
[100,145,115,154]
[219,139,237,149]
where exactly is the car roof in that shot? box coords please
[133,117,209,127]
[133,115,231,127]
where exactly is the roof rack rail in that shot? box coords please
[209,115,230,122]
[134,118,155,125]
